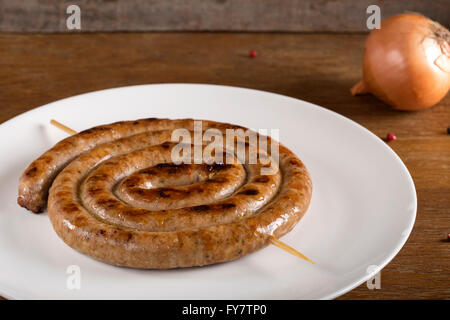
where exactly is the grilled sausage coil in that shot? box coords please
[18,118,312,269]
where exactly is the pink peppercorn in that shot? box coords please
[386,133,397,142]
[249,50,257,58]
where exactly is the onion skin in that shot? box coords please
[352,13,450,111]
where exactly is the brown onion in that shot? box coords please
[352,13,450,111]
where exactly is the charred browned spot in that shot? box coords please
[290,160,301,166]
[239,189,259,196]
[191,205,210,212]
[114,231,134,243]
[73,216,87,226]
[106,202,118,209]
[87,188,103,196]
[140,168,156,175]
[130,188,145,196]
[155,163,188,174]
[156,163,178,169]
[206,177,228,183]
[168,166,183,174]
[80,128,94,134]
[160,142,171,149]
[254,176,270,183]
[124,182,136,188]
[25,166,38,177]
[158,189,170,198]
[41,155,53,164]
[96,229,106,236]
[144,117,157,121]
[221,203,236,209]
[129,175,144,184]
[55,191,72,198]
[97,199,118,208]
[132,121,139,125]
[87,176,100,183]
[63,203,79,213]
[122,208,145,216]
[87,174,109,183]
[123,177,139,188]
[61,177,72,184]
[205,163,231,172]
[80,126,110,135]
[158,188,190,198]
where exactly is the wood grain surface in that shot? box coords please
[0,0,449,32]
[0,32,448,299]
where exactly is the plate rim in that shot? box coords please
[0,83,417,300]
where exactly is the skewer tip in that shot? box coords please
[268,235,315,264]
[50,119,77,135]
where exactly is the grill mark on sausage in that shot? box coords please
[191,205,210,212]
[79,126,110,135]
[206,177,228,183]
[63,203,79,213]
[221,203,236,209]
[87,188,103,196]
[254,176,269,183]
[97,199,118,208]
[238,189,259,196]
[158,187,191,198]
[155,163,189,174]
[160,142,171,149]
[205,163,231,172]
[25,166,38,177]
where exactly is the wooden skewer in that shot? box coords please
[50,119,77,135]
[268,236,314,264]
[50,119,314,264]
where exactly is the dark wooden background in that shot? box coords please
[0,1,449,300]
[0,0,449,32]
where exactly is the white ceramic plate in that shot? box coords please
[0,84,416,299]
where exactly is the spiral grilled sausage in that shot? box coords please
[18,118,312,269]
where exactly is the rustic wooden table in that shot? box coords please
[0,33,448,300]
